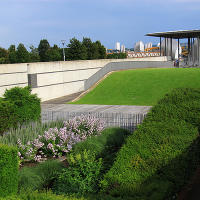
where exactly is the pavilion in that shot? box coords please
[146,29,200,66]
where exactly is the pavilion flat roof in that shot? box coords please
[146,29,200,39]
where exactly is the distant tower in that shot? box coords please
[121,44,125,53]
[134,41,145,52]
[115,42,120,51]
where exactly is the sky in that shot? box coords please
[0,0,200,49]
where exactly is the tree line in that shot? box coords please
[0,37,108,64]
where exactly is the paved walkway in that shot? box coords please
[42,92,82,104]
[42,104,152,114]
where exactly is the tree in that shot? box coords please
[38,39,50,62]
[29,45,40,62]
[82,37,99,60]
[8,45,17,63]
[16,43,30,63]
[46,44,62,61]
[95,41,106,59]
[0,47,9,64]
[67,38,87,60]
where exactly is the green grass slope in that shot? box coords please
[71,68,200,106]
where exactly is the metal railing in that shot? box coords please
[41,111,147,132]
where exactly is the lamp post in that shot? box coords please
[61,40,66,61]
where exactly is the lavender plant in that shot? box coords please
[17,115,105,162]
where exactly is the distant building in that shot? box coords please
[145,42,153,50]
[121,44,125,52]
[134,41,145,52]
[115,42,120,51]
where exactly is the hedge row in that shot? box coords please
[102,88,200,199]
[0,86,41,135]
[0,144,18,197]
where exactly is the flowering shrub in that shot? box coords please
[17,115,105,162]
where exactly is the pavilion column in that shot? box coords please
[170,38,172,60]
[160,37,161,56]
[178,38,180,67]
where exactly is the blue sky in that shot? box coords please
[0,0,200,49]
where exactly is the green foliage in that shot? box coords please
[67,38,87,60]
[0,47,9,64]
[82,37,99,60]
[46,45,62,61]
[106,52,127,59]
[0,144,18,197]
[54,150,103,195]
[29,45,40,62]
[0,121,64,146]
[18,160,64,191]
[8,45,17,63]
[102,88,200,199]
[72,68,200,106]
[0,190,87,200]
[4,86,41,125]
[72,127,130,170]
[16,43,30,63]
[38,39,50,62]
[95,41,106,59]
[0,98,17,135]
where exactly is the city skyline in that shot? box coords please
[0,0,200,49]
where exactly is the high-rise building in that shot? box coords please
[121,44,125,52]
[134,41,145,52]
[115,42,120,51]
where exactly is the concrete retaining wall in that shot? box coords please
[84,61,173,90]
[0,63,28,97]
[0,56,171,101]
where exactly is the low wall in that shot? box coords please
[0,56,171,101]
[84,61,173,90]
[0,63,28,97]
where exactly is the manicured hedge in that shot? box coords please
[0,144,18,197]
[0,99,17,135]
[4,86,41,124]
[0,86,41,135]
[102,88,200,199]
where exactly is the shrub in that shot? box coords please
[102,88,200,199]
[72,127,130,170]
[0,99,17,135]
[0,121,64,146]
[18,159,64,191]
[0,144,18,197]
[17,115,105,162]
[54,150,103,195]
[4,86,41,124]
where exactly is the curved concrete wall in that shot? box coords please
[0,57,171,101]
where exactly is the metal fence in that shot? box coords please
[42,111,147,132]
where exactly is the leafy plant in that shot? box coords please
[17,115,105,162]
[54,150,103,195]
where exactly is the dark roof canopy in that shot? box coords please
[146,29,200,39]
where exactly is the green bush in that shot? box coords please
[102,88,200,199]
[18,159,64,192]
[0,190,87,200]
[72,127,130,170]
[54,150,103,195]
[0,99,17,135]
[0,144,18,197]
[4,86,41,124]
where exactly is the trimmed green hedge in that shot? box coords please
[0,144,18,197]
[102,88,200,199]
[0,86,41,135]
[0,99,17,135]
[4,86,41,124]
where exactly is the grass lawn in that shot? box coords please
[70,68,200,106]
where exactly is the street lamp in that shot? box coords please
[61,40,66,61]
